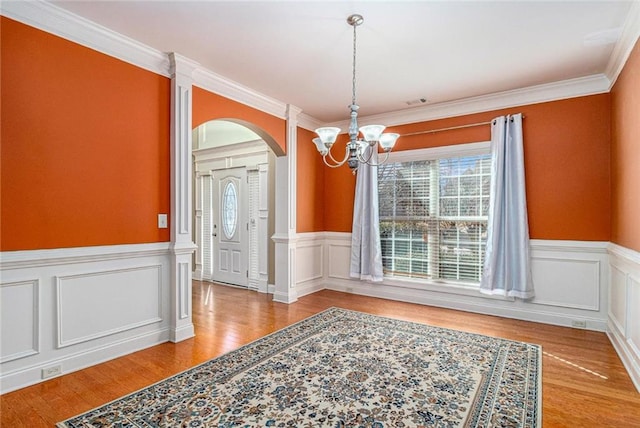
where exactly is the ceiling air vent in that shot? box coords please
[406,97,429,106]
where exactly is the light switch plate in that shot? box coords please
[158,214,168,228]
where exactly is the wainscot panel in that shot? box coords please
[296,233,609,332]
[294,233,326,297]
[0,243,171,394]
[607,243,640,392]
[56,265,163,348]
[1,280,39,363]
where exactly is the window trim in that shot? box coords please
[387,141,490,164]
[379,140,499,297]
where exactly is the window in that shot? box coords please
[222,181,238,239]
[378,143,491,285]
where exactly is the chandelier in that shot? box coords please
[312,14,399,171]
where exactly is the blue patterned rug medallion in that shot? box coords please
[57,308,541,427]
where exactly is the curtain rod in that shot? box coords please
[400,115,525,137]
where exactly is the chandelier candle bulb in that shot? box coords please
[312,138,329,155]
[314,127,340,148]
[379,133,400,152]
[359,124,386,142]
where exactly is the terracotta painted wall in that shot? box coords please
[192,87,286,155]
[296,127,325,232]
[323,94,611,242]
[611,39,640,253]
[1,18,171,251]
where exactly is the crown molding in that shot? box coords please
[324,74,611,130]
[170,53,200,78]
[192,68,288,120]
[605,0,640,89]
[1,0,288,119]
[1,0,171,77]
[2,0,626,132]
[297,113,323,132]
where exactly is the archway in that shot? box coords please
[192,120,276,294]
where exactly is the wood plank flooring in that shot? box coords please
[2,281,639,427]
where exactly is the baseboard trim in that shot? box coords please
[0,327,169,394]
[324,279,608,332]
[608,322,640,392]
[169,324,195,343]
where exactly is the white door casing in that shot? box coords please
[212,167,248,286]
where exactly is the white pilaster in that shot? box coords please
[272,105,302,303]
[169,53,198,342]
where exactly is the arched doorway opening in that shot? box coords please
[192,119,276,294]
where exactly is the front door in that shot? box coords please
[212,167,248,287]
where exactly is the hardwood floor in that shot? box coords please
[2,281,639,427]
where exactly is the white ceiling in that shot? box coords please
[49,1,636,123]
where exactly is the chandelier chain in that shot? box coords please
[352,21,357,106]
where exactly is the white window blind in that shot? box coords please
[378,150,491,284]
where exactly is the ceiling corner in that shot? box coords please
[605,1,640,89]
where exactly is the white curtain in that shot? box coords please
[350,146,384,282]
[480,114,534,299]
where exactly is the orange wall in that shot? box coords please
[323,94,611,242]
[192,86,286,155]
[1,18,171,251]
[611,39,640,252]
[296,127,325,232]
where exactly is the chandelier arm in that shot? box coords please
[322,154,348,168]
[356,145,375,163]
[323,157,346,168]
[359,150,391,167]
[327,144,351,165]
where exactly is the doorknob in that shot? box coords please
[212,233,217,237]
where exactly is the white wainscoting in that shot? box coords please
[0,243,171,394]
[295,232,610,331]
[294,233,326,297]
[607,243,640,392]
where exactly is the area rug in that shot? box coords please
[57,307,541,427]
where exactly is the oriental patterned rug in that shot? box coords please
[58,308,541,427]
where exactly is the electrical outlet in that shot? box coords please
[158,213,168,229]
[571,320,587,329]
[41,365,62,379]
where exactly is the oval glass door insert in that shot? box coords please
[222,181,238,239]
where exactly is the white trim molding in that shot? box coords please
[0,243,172,394]
[606,0,640,88]
[272,105,302,304]
[55,265,163,348]
[4,0,635,135]
[0,280,40,364]
[296,232,610,331]
[325,75,611,131]
[0,0,170,77]
[607,243,640,392]
[169,53,198,343]
[294,232,326,298]
[193,69,287,120]
[0,0,288,120]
